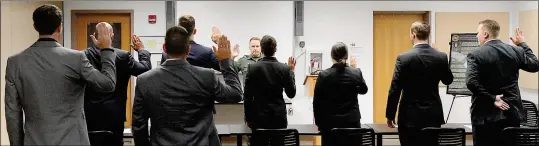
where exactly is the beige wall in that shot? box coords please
[518,10,539,89]
[1,1,63,144]
[434,12,510,55]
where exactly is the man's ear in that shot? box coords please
[186,45,191,54]
[162,44,167,53]
[193,29,197,35]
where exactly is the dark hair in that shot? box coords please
[33,4,63,35]
[249,37,261,43]
[479,19,500,39]
[331,42,349,71]
[260,35,277,56]
[410,21,430,41]
[164,26,190,55]
[179,15,195,35]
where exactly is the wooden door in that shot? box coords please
[373,14,424,123]
[73,13,132,127]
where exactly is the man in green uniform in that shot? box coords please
[231,37,262,74]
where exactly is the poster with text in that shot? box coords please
[447,33,478,95]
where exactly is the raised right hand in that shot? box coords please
[90,26,112,49]
[288,57,296,72]
[212,35,231,61]
[510,27,525,45]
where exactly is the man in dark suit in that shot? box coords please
[385,21,454,146]
[161,15,219,71]
[83,22,152,146]
[132,26,242,146]
[243,35,296,130]
[5,5,116,145]
[466,19,539,146]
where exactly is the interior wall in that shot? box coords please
[175,1,294,63]
[518,10,539,89]
[0,1,63,144]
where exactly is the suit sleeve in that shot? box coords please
[386,56,404,121]
[441,54,454,85]
[284,67,296,99]
[80,49,117,92]
[517,42,539,72]
[243,64,254,125]
[466,52,495,101]
[213,59,242,103]
[312,72,326,128]
[132,78,150,146]
[356,68,368,94]
[127,50,152,76]
[208,51,221,71]
[5,57,24,146]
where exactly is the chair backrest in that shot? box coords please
[502,127,539,146]
[421,127,465,146]
[330,128,375,146]
[251,129,300,146]
[522,100,539,127]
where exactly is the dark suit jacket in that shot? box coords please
[161,40,219,70]
[466,40,539,125]
[83,47,151,130]
[244,57,296,129]
[313,64,368,131]
[5,39,116,145]
[132,59,242,146]
[386,44,454,126]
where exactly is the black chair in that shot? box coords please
[522,100,539,127]
[502,127,539,146]
[421,127,465,146]
[329,128,375,146]
[251,129,300,146]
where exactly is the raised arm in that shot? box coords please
[356,68,368,94]
[511,27,539,72]
[80,50,116,92]
[517,42,539,72]
[5,57,24,145]
[128,35,152,76]
[212,35,242,103]
[132,79,150,146]
[284,57,297,98]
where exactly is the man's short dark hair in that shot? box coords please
[260,35,277,56]
[249,37,261,43]
[33,4,63,35]
[479,19,500,39]
[165,26,190,55]
[410,21,430,40]
[179,15,195,35]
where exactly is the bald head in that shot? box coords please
[94,22,114,39]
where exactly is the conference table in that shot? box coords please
[123,123,473,146]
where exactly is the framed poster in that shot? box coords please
[138,36,165,53]
[446,33,478,95]
[306,52,323,75]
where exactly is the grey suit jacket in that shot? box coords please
[5,40,117,145]
[132,58,242,146]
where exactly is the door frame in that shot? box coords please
[71,10,135,126]
[71,10,134,49]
